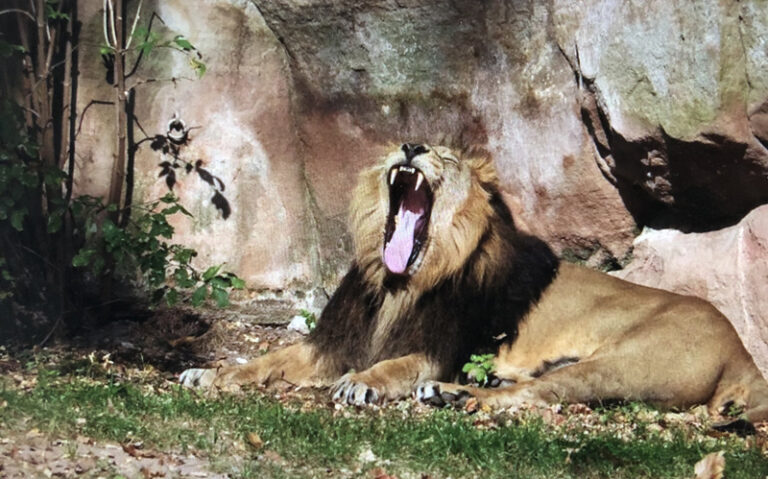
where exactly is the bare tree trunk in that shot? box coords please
[53,0,79,335]
[64,0,79,205]
[14,11,34,129]
[35,0,55,170]
[121,88,136,228]
[101,0,128,316]
[107,0,127,225]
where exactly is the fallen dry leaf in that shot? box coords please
[261,450,284,464]
[246,432,264,450]
[566,403,592,415]
[122,442,156,459]
[694,451,725,479]
[168,335,202,348]
[370,466,398,479]
[140,466,164,478]
[464,397,479,413]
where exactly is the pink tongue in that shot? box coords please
[383,204,423,274]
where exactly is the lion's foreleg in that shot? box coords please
[332,353,441,405]
[215,341,332,388]
[181,341,333,390]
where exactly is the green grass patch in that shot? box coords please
[1,368,766,478]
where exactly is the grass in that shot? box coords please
[1,365,767,478]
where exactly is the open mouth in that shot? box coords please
[383,165,434,275]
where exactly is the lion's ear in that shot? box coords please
[466,151,499,190]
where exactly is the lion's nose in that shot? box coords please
[401,143,429,162]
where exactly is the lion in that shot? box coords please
[180,143,768,421]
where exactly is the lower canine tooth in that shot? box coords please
[415,172,424,191]
[389,169,398,185]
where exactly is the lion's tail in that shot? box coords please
[708,356,768,423]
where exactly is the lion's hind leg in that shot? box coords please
[418,342,725,411]
[415,359,626,411]
[415,380,511,408]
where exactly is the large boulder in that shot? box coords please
[552,0,768,229]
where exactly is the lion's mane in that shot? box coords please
[308,146,560,380]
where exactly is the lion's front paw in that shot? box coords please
[331,373,381,406]
[415,380,474,408]
[179,368,217,388]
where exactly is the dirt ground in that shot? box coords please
[0,308,308,478]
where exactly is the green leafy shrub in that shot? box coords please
[71,193,244,308]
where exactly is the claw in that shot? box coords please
[416,381,473,408]
[415,380,440,402]
[331,375,380,406]
[345,384,357,404]
[332,385,344,401]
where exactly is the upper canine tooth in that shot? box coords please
[389,169,398,185]
[415,172,424,191]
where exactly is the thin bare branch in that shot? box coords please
[74,99,114,139]
[0,9,35,21]
[60,10,74,171]
[107,0,117,46]
[15,7,34,127]
[102,0,110,46]
[124,0,143,49]
[45,24,57,73]
[126,10,163,78]
[22,106,41,118]
[126,75,197,91]
[35,0,47,124]
[133,115,150,137]
[23,44,81,97]
[38,316,62,347]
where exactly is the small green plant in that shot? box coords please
[299,309,317,332]
[724,402,746,419]
[462,353,495,386]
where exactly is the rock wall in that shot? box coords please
[74,0,768,371]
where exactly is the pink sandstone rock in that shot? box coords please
[613,204,768,379]
[69,0,768,324]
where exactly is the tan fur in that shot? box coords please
[211,342,330,389]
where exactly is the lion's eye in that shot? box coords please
[441,154,459,165]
